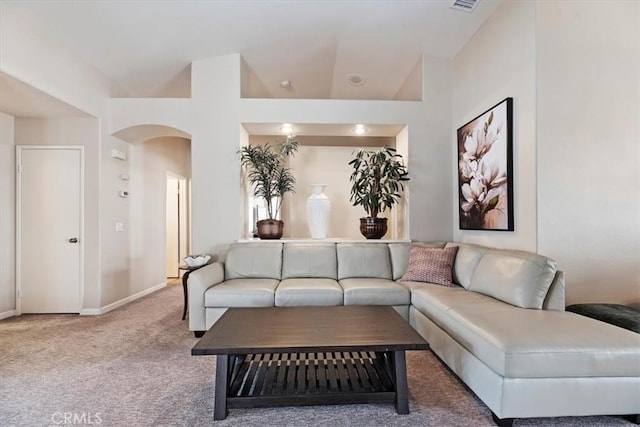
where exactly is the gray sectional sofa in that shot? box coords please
[188,241,640,425]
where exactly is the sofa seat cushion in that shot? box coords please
[339,278,410,306]
[205,278,279,307]
[406,280,477,308]
[275,278,343,306]
[411,285,640,378]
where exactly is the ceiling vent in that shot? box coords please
[450,0,479,12]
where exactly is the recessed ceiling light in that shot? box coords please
[346,73,366,86]
[280,123,294,135]
[352,124,368,135]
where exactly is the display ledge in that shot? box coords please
[237,238,411,243]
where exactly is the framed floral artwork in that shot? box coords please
[457,97,514,231]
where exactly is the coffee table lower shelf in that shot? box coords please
[214,350,407,420]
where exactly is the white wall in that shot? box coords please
[0,112,16,317]
[2,2,455,313]
[0,2,116,118]
[129,137,191,300]
[452,0,537,252]
[109,99,193,137]
[100,136,131,306]
[13,117,102,309]
[237,61,453,246]
[3,0,636,313]
[1,2,132,312]
[415,55,453,242]
[452,0,639,305]
[244,135,406,240]
[111,54,454,254]
[395,125,410,239]
[286,145,389,239]
[239,125,250,238]
[536,0,640,305]
[190,55,243,254]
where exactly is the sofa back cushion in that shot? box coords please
[225,242,283,280]
[445,242,488,289]
[281,242,337,279]
[337,243,391,280]
[468,250,558,309]
[542,271,566,311]
[388,243,410,280]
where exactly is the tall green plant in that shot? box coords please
[238,136,298,220]
[348,146,409,218]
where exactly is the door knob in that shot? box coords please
[68,237,78,243]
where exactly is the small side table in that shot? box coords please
[179,263,211,320]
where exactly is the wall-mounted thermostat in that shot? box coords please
[119,190,129,198]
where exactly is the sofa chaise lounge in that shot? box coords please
[188,241,640,425]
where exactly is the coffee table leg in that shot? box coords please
[393,350,409,414]
[214,355,229,420]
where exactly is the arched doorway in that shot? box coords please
[111,124,192,289]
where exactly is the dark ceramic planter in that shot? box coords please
[359,217,387,239]
[257,219,284,239]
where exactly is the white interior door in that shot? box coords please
[17,146,82,313]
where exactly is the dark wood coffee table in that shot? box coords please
[191,305,429,420]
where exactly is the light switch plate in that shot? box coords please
[115,222,124,232]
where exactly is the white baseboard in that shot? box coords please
[0,309,17,320]
[80,282,167,316]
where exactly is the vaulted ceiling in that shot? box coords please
[3,0,503,100]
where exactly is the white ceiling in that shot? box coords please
[4,0,503,100]
[0,73,89,118]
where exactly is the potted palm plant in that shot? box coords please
[348,146,409,239]
[239,136,298,239]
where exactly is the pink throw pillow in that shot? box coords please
[401,245,459,286]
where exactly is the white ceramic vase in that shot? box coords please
[306,184,331,239]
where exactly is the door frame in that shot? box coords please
[166,171,189,278]
[15,145,85,314]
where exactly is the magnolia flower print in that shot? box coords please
[458,157,477,181]
[463,112,503,161]
[461,178,487,212]
[458,109,509,229]
[477,158,507,189]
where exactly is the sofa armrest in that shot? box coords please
[542,270,565,311]
[188,262,225,331]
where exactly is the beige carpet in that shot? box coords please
[0,284,630,427]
